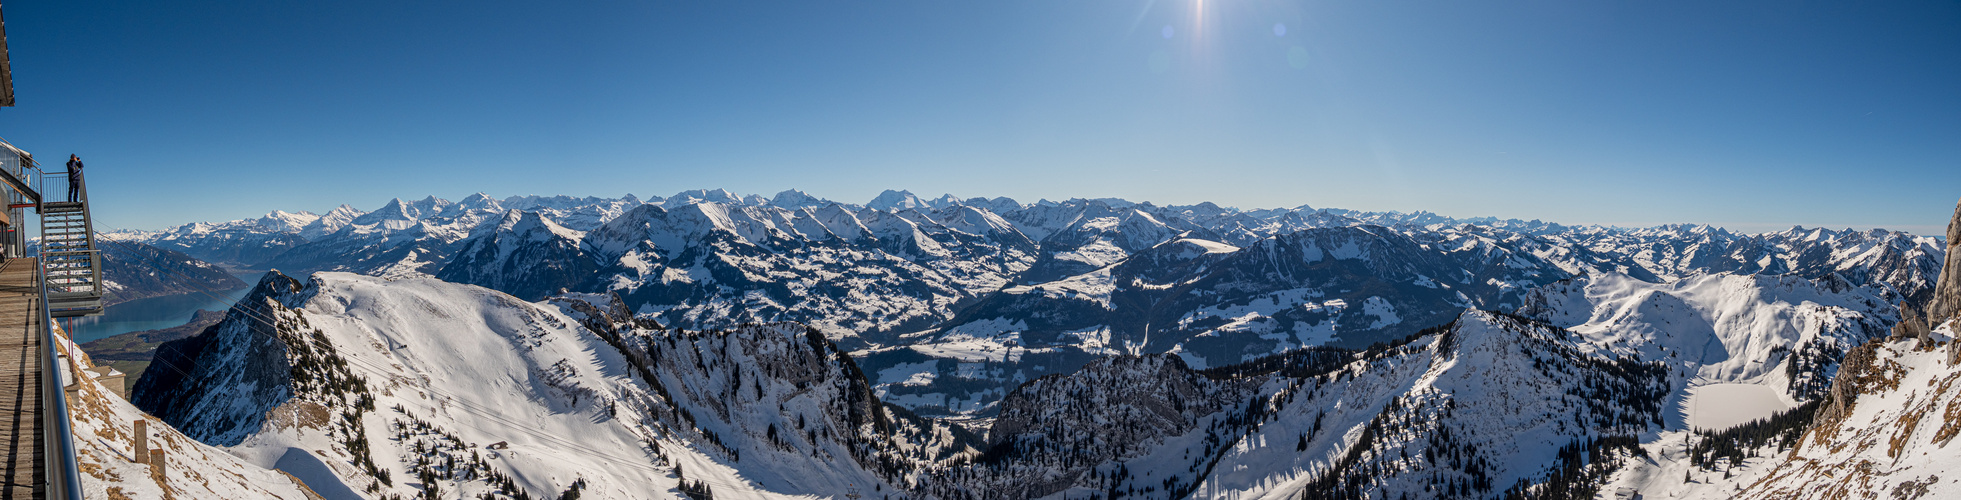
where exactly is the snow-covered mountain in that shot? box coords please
[126,268,1675,500]
[63,329,321,499]
[434,209,595,301]
[87,192,1957,499]
[1642,197,1961,499]
[124,270,1001,499]
[114,190,1944,421]
[134,272,722,499]
[1518,271,1895,405]
[121,214,313,266]
[260,196,504,278]
[85,238,245,306]
[112,266,1908,499]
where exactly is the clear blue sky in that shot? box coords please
[2,1,1956,233]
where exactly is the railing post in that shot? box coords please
[134,419,149,464]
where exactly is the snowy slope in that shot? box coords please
[62,328,321,500]
[1188,311,1669,500]
[1519,272,1895,407]
[894,310,1668,500]
[131,271,987,500]
[1731,324,1961,499]
[1592,324,1961,500]
[564,307,979,498]
[132,273,700,498]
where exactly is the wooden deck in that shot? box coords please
[0,258,43,500]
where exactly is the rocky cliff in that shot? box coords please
[1930,197,1961,325]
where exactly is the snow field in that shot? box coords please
[1683,384,1793,431]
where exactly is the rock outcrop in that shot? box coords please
[129,271,313,445]
[1930,197,1961,324]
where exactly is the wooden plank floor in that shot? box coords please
[0,258,44,500]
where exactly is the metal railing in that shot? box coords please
[0,137,40,197]
[36,258,84,500]
[37,170,102,316]
[38,169,71,205]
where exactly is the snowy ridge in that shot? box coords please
[136,273,683,499]
[570,311,979,497]
[129,271,989,499]
[1193,311,1670,500]
[581,200,1036,345]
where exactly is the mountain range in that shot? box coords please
[59,189,1957,499]
[107,189,1944,419]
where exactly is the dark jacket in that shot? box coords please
[66,158,83,180]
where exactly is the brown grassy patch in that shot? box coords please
[266,400,331,432]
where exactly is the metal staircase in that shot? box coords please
[38,172,100,317]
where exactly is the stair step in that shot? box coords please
[39,196,105,318]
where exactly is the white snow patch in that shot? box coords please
[877,361,941,387]
[1361,296,1401,329]
[1685,384,1794,431]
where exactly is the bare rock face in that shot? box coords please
[1818,340,1882,428]
[1891,302,1931,344]
[1932,198,1961,325]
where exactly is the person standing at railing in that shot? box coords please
[65,154,83,202]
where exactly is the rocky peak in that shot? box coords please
[130,270,313,445]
